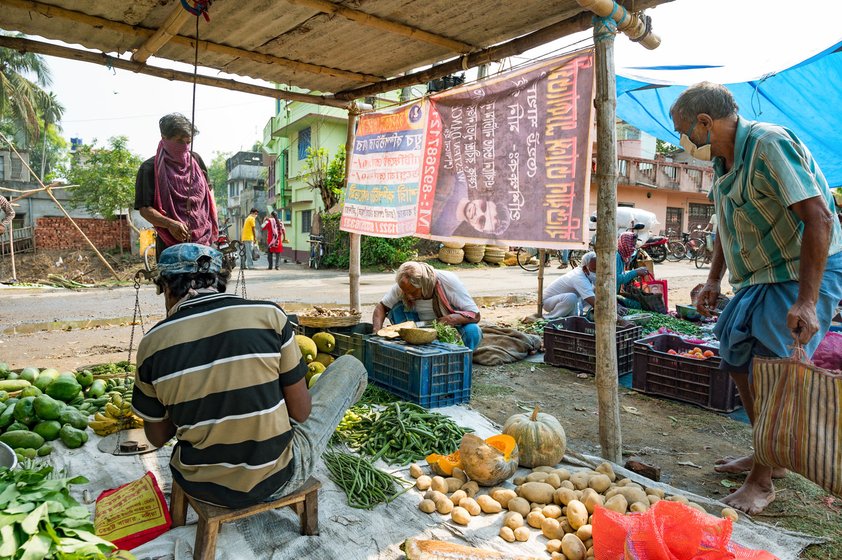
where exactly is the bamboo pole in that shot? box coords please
[344,106,361,313]
[593,21,622,464]
[537,249,545,317]
[8,218,16,281]
[131,1,194,63]
[286,0,475,53]
[0,0,381,83]
[0,36,350,109]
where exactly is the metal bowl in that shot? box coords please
[398,327,438,345]
[0,441,17,470]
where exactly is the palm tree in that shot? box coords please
[37,90,64,180]
[0,32,53,145]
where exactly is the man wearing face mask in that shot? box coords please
[135,113,218,261]
[672,82,842,515]
[542,251,598,320]
[431,173,511,239]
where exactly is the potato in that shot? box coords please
[554,468,572,481]
[436,498,454,514]
[722,507,739,522]
[561,533,587,560]
[647,494,661,505]
[418,499,436,513]
[605,486,648,505]
[630,501,649,513]
[541,517,561,539]
[430,476,448,494]
[645,487,665,498]
[542,504,562,519]
[554,487,577,506]
[451,467,468,483]
[533,466,555,473]
[569,472,590,490]
[526,510,545,529]
[584,538,593,550]
[449,490,467,506]
[545,473,562,489]
[499,526,516,542]
[576,524,592,541]
[526,471,550,483]
[504,511,524,530]
[546,539,563,553]
[426,490,447,503]
[409,464,424,479]
[475,495,502,513]
[491,488,518,509]
[616,477,632,486]
[559,518,574,534]
[595,462,616,482]
[566,499,589,530]
[416,475,432,491]
[586,546,594,559]
[451,506,471,525]
[604,494,628,514]
[583,491,604,514]
[445,477,464,493]
[507,497,531,517]
[519,481,556,505]
[462,481,479,498]
[688,502,707,514]
[560,480,575,490]
[588,474,612,494]
[665,495,690,505]
[551,553,565,560]
[514,526,531,542]
[513,476,527,486]
[459,497,481,516]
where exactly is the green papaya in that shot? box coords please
[18,367,39,382]
[33,394,62,421]
[0,379,30,392]
[0,429,45,450]
[20,386,42,398]
[39,368,60,380]
[21,448,37,460]
[32,420,62,441]
[58,425,86,449]
[87,379,107,398]
[75,370,94,388]
[45,377,82,402]
[33,374,54,393]
[13,397,37,425]
[0,405,15,429]
[6,421,28,432]
[5,372,18,380]
[37,443,53,457]
[59,408,89,430]
[0,391,7,403]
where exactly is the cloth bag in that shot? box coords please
[94,472,172,550]
[640,273,669,310]
[753,350,842,497]
[623,274,668,314]
[252,244,261,260]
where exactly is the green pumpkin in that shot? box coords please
[502,406,567,468]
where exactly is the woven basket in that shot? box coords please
[463,245,486,263]
[298,313,361,328]
[483,252,505,264]
[438,247,464,264]
[443,241,465,249]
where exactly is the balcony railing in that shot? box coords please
[617,156,713,193]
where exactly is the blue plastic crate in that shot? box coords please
[331,323,373,361]
[364,338,472,408]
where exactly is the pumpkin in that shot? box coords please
[425,450,461,477]
[458,433,519,486]
[503,406,567,468]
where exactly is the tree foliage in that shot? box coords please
[0,35,53,144]
[62,136,142,220]
[207,150,232,212]
[319,213,418,269]
[655,138,680,156]
[304,146,345,210]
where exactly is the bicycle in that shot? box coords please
[308,234,325,269]
[516,248,587,272]
[694,233,715,268]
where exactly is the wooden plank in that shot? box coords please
[624,459,662,481]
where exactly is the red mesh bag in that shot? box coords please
[593,500,779,560]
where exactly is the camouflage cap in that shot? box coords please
[157,243,222,276]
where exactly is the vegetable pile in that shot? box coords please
[640,315,702,336]
[332,401,473,465]
[0,462,120,560]
[433,321,463,345]
[666,347,715,360]
[323,450,411,509]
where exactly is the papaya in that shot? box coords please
[37,443,53,457]
[20,386,42,398]
[87,379,108,398]
[32,420,62,441]
[7,421,28,432]
[75,370,94,388]
[60,408,90,430]
[59,425,87,449]
[0,379,31,392]
[33,395,63,421]
[13,396,38,426]
[0,429,45,450]
[33,374,54,393]
[0,391,7,403]
[19,367,39,382]
[0,362,8,374]
[46,377,82,402]
[0,405,16,429]
[39,368,60,380]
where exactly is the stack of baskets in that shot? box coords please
[463,243,486,263]
[483,244,506,264]
[438,242,465,264]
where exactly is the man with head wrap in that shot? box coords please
[372,261,483,350]
[134,113,218,261]
[542,251,597,320]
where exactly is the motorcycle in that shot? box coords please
[213,222,240,271]
[639,234,669,263]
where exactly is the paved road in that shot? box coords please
[0,258,720,328]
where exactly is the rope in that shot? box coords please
[180,0,212,21]
[593,15,618,44]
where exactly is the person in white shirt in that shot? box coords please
[542,252,597,320]
[372,261,482,349]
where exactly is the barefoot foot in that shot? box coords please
[714,456,787,479]
[722,479,775,515]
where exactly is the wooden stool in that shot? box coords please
[170,477,321,560]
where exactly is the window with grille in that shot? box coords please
[298,127,311,160]
[301,209,312,233]
[11,155,22,180]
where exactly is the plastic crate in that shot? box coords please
[330,323,373,361]
[364,338,472,408]
[543,317,642,376]
[632,334,741,412]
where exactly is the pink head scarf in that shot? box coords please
[153,139,218,247]
[618,231,637,264]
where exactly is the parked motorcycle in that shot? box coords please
[213,221,240,270]
[639,234,669,263]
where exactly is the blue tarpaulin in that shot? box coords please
[616,41,842,187]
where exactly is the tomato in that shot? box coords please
[703,350,715,358]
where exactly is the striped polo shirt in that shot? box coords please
[132,292,306,508]
[711,117,842,292]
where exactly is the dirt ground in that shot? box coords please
[0,249,139,287]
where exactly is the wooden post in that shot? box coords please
[8,218,16,281]
[536,249,545,317]
[345,105,361,313]
[593,20,622,464]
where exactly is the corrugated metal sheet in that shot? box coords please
[0,0,667,94]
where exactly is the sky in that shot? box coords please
[13,0,842,161]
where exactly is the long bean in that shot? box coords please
[323,450,411,509]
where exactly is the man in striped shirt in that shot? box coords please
[672,82,842,515]
[132,243,366,508]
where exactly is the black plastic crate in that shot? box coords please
[632,334,741,412]
[543,317,641,376]
[331,323,373,362]
[364,338,472,408]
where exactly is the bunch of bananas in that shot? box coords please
[88,391,144,436]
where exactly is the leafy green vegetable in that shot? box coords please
[86,361,135,377]
[641,315,702,336]
[433,321,463,345]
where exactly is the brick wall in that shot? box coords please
[35,216,131,250]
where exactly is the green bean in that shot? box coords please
[323,450,411,509]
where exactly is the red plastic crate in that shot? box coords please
[632,334,741,412]
[543,317,641,376]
